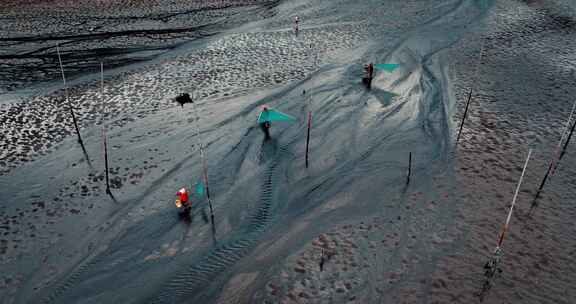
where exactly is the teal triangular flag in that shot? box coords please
[257,110,269,124]
[374,63,400,72]
[257,109,295,123]
[268,109,295,122]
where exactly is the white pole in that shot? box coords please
[56,44,68,100]
[498,149,532,247]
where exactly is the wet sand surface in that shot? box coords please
[0,0,279,93]
[1,0,576,303]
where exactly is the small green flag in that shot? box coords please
[257,109,296,124]
[196,181,205,196]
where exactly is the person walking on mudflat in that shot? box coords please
[175,93,193,108]
[294,16,300,35]
[362,63,374,89]
[256,105,296,140]
[175,187,192,215]
[258,106,272,139]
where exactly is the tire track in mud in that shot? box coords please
[41,187,230,304]
[38,249,109,304]
[149,141,291,304]
[35,153,197,304]
[38,210,181,304]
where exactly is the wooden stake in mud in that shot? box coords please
[558,116,576,162]
[456,40,485,146]
[305,91,312,169]
[406,152,412,184]
[305,111,312,168]
[201,145,215,226]
[319,247,325,272]
[533,162,554,208]
[103,131,111,195]
[101,63,112,196]
[305,43,320,169]
[456,88,473,144]
[56,44,88,156]
[533,123,574,201]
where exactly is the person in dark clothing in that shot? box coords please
[259,106,271,139]
[368,63,374,79]
[362,63,374,89]
[175,93,193,108]
[294,16,300,35]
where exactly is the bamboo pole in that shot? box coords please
[56,44,87,156]
[456,88,473,144]
[192,96,215,226]
[319,247,325,272]
[305,111,312,168]
[497,149,532,248]
[305,44,318,169]
[558,116,576,163]
[532,100,576,203]
[305,90,312,168]
[455,40,485,146]
[101,63,112,196]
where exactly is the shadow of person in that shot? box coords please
[259,122,271,141]
[258,137,278,164]
[211,220,217,245]
[197,202,217,244]
[178,208,192,224]
[370,87,399,107]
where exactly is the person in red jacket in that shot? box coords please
[176,188,191,213]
